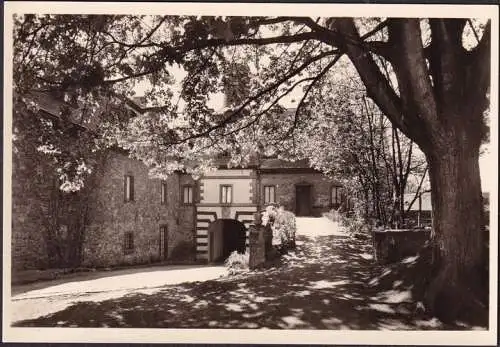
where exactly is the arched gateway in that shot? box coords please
[206,219,247,263]
[193,158,342,261]
[195,167,257,261]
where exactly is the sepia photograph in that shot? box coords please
[3,1,498,344]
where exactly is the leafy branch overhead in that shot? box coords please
[13,15,489,182]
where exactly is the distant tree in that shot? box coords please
[278,60,427,227]
[13,14,491,322]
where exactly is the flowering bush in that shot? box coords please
[224,251,249,275]
[324,207,342,222]
[340,212,372,238]
[262,204,297,251]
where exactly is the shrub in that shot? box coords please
[340,213,371,236]
[224,251,249,275]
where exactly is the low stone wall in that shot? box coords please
[374,229,431,264]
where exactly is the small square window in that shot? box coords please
[124,232,134,254]
[264,185,276,204]
[124,175,134,202]
[220,185,233,204]
[183,185,193,204]
[161,181,167,204]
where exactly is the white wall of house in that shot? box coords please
[200,178,253,204]
[200,169,254,204]
[404,192,432,211]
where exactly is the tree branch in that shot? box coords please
[428,19,468,114]
[333,19,426,146]
[360,19,389,41]
[101,32,322,85]
[103,31,163,49]
[466,19,481,44]
[185,31,320,50]
[166,49,340,145]
[389,19,438,129]
[218,75,315,139]
[283,53,343,139]
[405,166,428,213]
[466,20,491,121]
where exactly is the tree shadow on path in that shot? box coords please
[13,233,481,329]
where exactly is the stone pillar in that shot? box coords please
[249,226,266,269]
[264,224,274,258]
[249,213,266,269]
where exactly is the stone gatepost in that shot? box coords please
[264,223,275,259]
[249,213,266,269]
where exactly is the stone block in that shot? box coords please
[248,225,266,269]
[374,229,431,264]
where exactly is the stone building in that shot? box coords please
[194,157,344,262]
[12,93,197,271]
[81,150,197,267]
[11,95,345,271]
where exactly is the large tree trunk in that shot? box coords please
[336,17,490,325]
[424,128,488,324]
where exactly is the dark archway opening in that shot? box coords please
[208,219,247,263]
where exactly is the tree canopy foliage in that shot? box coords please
[14,15,488,183]
[281,61,428,226]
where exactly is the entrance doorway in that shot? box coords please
[207,219,247,263]
[159,225,168,260]
[296,184,312,216]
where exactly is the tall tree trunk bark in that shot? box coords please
[425,132,487,324]
[336,17,490,325]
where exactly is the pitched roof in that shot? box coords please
[259,158,310,169]
[211,156,313,170]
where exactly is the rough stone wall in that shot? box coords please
[259,172,338,216]
[82,151,196,267]
[11,148,51,271]
[174,174,197,259]
[12,146,197,270]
